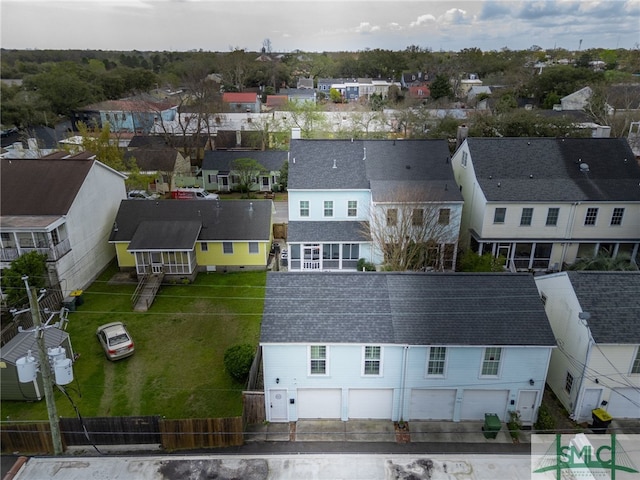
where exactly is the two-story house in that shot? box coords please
[201,150,287,193]
[451,137,640,271]
[221,92,261,113]
[287,136,462,271]
[535,271,640,421]
[123,148,191,195]
[261,272,555,424]
[1,158,126,297]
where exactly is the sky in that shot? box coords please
[1,0,639,53]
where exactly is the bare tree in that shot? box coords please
[364,186,459,271]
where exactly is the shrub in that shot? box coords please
[357,258,376,272]
[534,403,556,433]
[507,410,522,441]
[223,344,255,382]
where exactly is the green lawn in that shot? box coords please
[1,264,266,421]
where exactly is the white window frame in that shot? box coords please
[324,200,334,217]
[631,346,640,375]
[248,242,259,254]
[347,200,358,217]
[201,242,208,252]
[309,345,328,376]
[565,371,574,393]
[438,208,450,225]
[426,346,447,377]
[223,242,233,254]
[362,345,382,376]
[546,208,559,226]
[494,207,506,224]
[300,200,309,217]
[611,208,624,226]
[584,207,598,226]
[520,208,533,226]
[480,347,502,377]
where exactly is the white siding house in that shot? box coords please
[1,158,126,297]
[261,272,555,425]
[451,137,640,271]
[535,271,640,421]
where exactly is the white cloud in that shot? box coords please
[409,14,437,27]
[388,22,403,31]
[355,22,381,33]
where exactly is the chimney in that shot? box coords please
[27,138,38,150]
[456,125,469,150]
[291,127,301,140]
[235,130,241,147]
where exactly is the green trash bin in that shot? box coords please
[482,413,501,439]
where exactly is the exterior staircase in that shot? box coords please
[132,273,164,312]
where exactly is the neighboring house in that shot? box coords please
[535,271,640,421]
[0,158,127,297]
[128,134,213,163]
[287,136,463,271]
[261,271,555,424]
[201,150,287,193]
[72,97,177,134]
[222,93,261,113]
[296,77,314,90]
[265,95,288,110]
[457,74,483,98]
[123,148,191,194]
[278,88,317,104]
[467,86,492,103]
[402,72,431,100]
[109,199,272,277]
[451,137,640,271]
[561,86,593,111]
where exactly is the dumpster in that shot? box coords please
[70,289,84,306]
[62,296,76,312]
[591,408,612,434]
[482,413,501,439]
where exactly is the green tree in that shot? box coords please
[457,251,506,272]
[429,74,452,100]
[75,122,125,170]
[1,252,48,308]
[232,157,265,197]
[279,160,288,191]
[329,87,343,103]
[567,252,638,271]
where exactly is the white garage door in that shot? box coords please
[297,389,342,419]
[409,389,456,420]
[607,388,640,418]
[348,389,393,419]
[461,390,509,420]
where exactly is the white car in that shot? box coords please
[96,322,135,361]
[127,190,160,200]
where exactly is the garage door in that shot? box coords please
[297,389,341,419]
[409,389,456,420]
[348,389,393,419]
[461,390,509,420]
[607,388,640,418]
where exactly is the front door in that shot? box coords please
[516,390,538,424]
[269,389,288,422]
[303,244,320,270]
[497,243,511,266]
[578,388,602,421]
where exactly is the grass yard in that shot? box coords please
[1,263,266,421]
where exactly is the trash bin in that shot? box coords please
[482,413,502,439]
[591,408,612,434]
[70,289,84,306]
[62,296,76,312]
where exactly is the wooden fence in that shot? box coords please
[160,417,244,451]
[242,391,266,425]
[60,416,161,446]
[0,422,54,454]
[273,223,287,241]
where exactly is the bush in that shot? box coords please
[534,403,556,433]
[357,258,376,272]
[223,344,255,382]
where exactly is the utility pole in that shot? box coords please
[23,276,64,455]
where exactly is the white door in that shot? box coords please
[409,389,456,420]
[607,388,640,418]
[348,389,393,419]
[578,388,602,421]
[269,389,288,422]
[461,390,509,420]
[516,390,538,424]
[297,389,341,419]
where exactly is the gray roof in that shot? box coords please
[109,199,272,245]
[261,272,555,346]
[467,137,640,202]
[123,149,179,171]
[289,139,461,202]
[288,221,371,242]
[202,150,288,173]
[566,271,640,344]
[1,328,69,364]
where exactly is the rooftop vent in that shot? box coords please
[580,163,590,172]
[332,159,337,169]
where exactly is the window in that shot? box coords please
[427,347,447,376]
[223,242,233,254]
[363,346,381,375]
[631,347,640,374]
[387,208,398,226]
[494,208,506,224]
[461,151,468,167]
[299,201,309,217]
[201,242,208,252]
[565,372,574,393]
[343,243,359,260]
[310,345,326,375]
[322,243,340,259]
[412,208,424,226]
[611,208,625,226]
[438,209,450,225]
[347,200,357,217]
[584,208,598,226]
[520,208,533,226]
[248,242,259,254]
[481,347,501,376]
[324,201,333,217]
[546,208,559,226]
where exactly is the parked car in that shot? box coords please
[127,190,160,200]
[171,187,219,200]
[96,322,135,360]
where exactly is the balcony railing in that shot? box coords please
[0,238,71,262]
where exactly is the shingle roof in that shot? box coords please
[128,135,209,149]
[109,199,271,244]
[467,137,640,202]
[222,93,258,103]
[123,149,179,171]
[565,271,640,344]
[202,150,288,173]
[1,158,93,216]
[261,272,555,346]
[288,221,371,242]
[128,220,201,251]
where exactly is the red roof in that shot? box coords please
[223,92,258,103]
